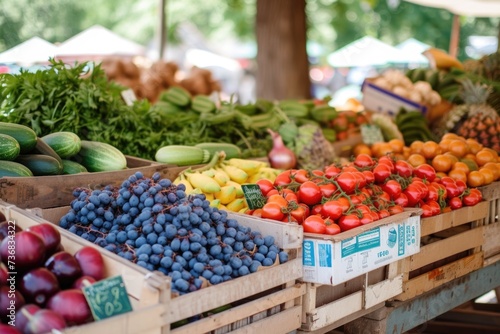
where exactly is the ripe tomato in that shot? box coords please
[291,169,310,183]
[377,209,391,219]
[420,204,433,218]
[290,203,310,224]
[356,204,371,216]
[352,171,367,189]
[338,214,361,231]
[462,189,482,206]
[274,170,294,187]
[426,185,439,202]
[449,197,463,210]
[311,204,323,215]
[267,194,289,207]
[394,193,409,207]
[302,215,326,234]
[321,200,343,220]
[395,160,413,178]
[378,156,395,173]
[324,220,341,235]
[261,202,285,221]
[362,170,375,185]
[336,172,357,194]
[360,214,374,225]
[298,181,322,206]
[324,165,341,179]
[445,183,461,199]
[412,180,429,201]
[438,176,456,187]
[354,153,375,168]
[349,194,363,205]
[427,200,441,215]
[266,189,279,197]
[381,180,402,199]
[342,166,359,173]
[455,179,467,195]
[283,192,298,203]
[251,208,262,218]
[388,205,404,215]
[256,179,275,196]
[413,164,436,182]
[373,164,392,184]
[319,183,337,198]
[337,197,351,213]
[404,184,421,207]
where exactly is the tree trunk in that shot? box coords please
[256,0,311,100]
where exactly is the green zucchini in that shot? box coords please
[0,122,37,153]
[155,145,210,166]
[75,141,127,172]
[194,143,242,160]
[33,138,62,165]
[0,160,33,177]
[61,160,88,174]
[41,132,81,158]
[15,154,63,176]
[0,134,21,161]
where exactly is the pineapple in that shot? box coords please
[454,80,500,153]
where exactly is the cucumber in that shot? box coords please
[33,138,62,165]
[15,155,63,176]
[61,160,88,174]
[41,132,81,158]
[160,86,191,107]
[0,134,21,161]
[0,122,37,153]
[155,145,210,166]
[75,141,127,172]
[194,143,242,159]
[0,160,33,177]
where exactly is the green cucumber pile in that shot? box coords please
[0,122,127,177]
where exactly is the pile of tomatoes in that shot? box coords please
[247,154,483,235]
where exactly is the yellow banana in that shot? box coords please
[225,180,244,197]
[226,159,265,176]
[221,164,248,184]
[226,198,247,212]
[202,168,216,178]
[204,193,214,201]
[210,199,221,209]
[212,168,230,186]
[188,188,203,195]
[185,172,221,194]
[214,185,237,205]
[238,207,249,214]
[173,175,194,193]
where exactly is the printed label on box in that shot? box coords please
[303,240,315,266]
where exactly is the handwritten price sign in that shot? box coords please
[83,276,133,321]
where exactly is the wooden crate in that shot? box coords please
[389,201,489,302]
[0,156,189,209]
[331,134,363,158]
[28,206,305,334]
[0,201,170,334]
[298,210,421,333]
[479,181,500,267]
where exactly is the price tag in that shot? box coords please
[360,124,384,145]
[241,184,266,210]
[121,89,137,106]
[83,276,133,321]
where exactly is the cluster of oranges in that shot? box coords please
[353,134,500,187]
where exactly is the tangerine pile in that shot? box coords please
[353,134,500,187]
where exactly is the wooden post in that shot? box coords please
[449,14,460,58]
[158,0,167,60]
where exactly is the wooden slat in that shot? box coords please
[168,258,302,323]
[305,291,363,331]
[483,222,500,259]
[420,201,488,237]
[172,284,305,334]
[409,227,484,271]
[396,253,484,302]
[229,306,303,334]
[365,275,403,309]
[479,181,500,201]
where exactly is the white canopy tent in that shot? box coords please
[404,0,500,17]
[396,38,430,65]
[55,25,146,62]
[0,37,58,65]
[327,36,411,68]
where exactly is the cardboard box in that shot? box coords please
[302,210,421,285]
[361,78,427,117]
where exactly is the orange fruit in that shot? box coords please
[444,152,459,165]
[432,154,453,173]
[375,143,394,157]
[439,139,452,153]
[353,143,372,156]
[407,153,426,167]
[403,146,411,159]
[479,168,495,185]
[448,169,467,183]
[482,162,500,181]
[388,139,405,154]
[476,149,496,167]
[467,170,485,187]
[483,147,499,159]
[465,138,483,155]
[410,140,425,154]
[442,133,460,141]
[421,141,441,160]
[436,171,448,178]
[464,153,478,162]
[452,161,470,175]
[448,140,469,158]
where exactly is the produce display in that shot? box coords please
[57,171,289,295]
[0,122,127,177]
[0,220,105,333]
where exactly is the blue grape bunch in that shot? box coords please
[59,171,289,295]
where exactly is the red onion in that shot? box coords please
[267,129,296,170]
